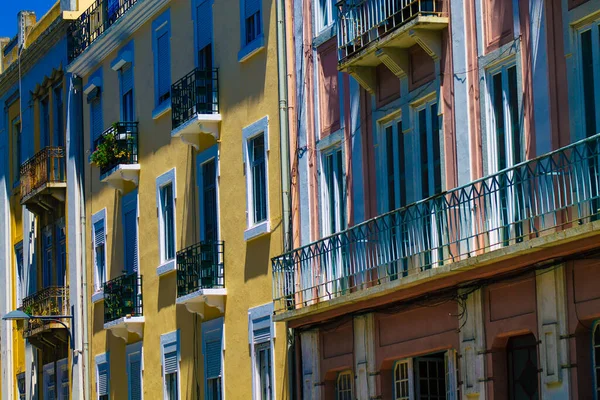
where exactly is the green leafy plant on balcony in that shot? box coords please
[90,132,132,170]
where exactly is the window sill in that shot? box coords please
[156,259,176,276]
[91,290,105,303]
[152,99,172,120]
[244,220,271,241]
[238,35,265,63]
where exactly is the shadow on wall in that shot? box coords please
[109,190,123,281]
[244,233,271,282]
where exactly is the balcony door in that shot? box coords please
[42,226,54,288]
[122,189,139,275]
[196,0,214,113]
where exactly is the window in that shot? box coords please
[92,209,107,292]
[507,334,538,400]
[197,146,219,242]
[17,372,25,400]
[203,318,224,400]
[249,303,275,400]
[317,40,341,137]
[15,241,23,307]
[54,84,64,147]
[153,10,171,107]
[12,116,21,186]
[57,358,69,400]
[336,370,353,400]
[96,353,110,400]
[244,0,261,45]
[593,323,600,396]
[315,0,335,32]
[43,362,56,400]
[126,342,143,400]
[195,0,213,68]
[41,96,50,148]
[579,23,600,138]
[42,225,54,288]
[89,88,103,144]
[243,117,270,240]
[56,218,67,288]
[122,189,139,274]
[321,147,345,236]
[161,331,180,400]
[415,101,442,199]
[156,169,176,274]
[120,64,135,121]
[392,351,457,400]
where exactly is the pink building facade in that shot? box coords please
[275,0,600,398]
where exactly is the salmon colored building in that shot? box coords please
[276,0,600,398]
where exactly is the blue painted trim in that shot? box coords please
[248,302,274,344]
[202,317,224,399]
[155,168,177,204]
[152,8,171,108]
[160,329,180,363]
[192,0,215,67]
[238,34,265,62]
[110,40,134,71]
[197,145,219,241]
[115,41,135,121]
[95,352,109,365]
[152,98,171,120]
[92,208,107,225]
[126,341,143,400]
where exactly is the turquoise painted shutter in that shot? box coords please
[245,0,260,19]
[90,97,103,143]
[97,364,109,396]
[157,31,170,102]
[122,190,138,273]
[196,0,213,52]
[203,318,223,398]
[164,350,178,374]
[130,360,142,400]
[121,64,133,95]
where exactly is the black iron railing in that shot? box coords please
[171,68,219,131]
[337,0,447,62]
[103,272,143,323]
[20,146,66,203]
[67,0,139,62]
[21,286,69,336]
[177,241,224,297]
[273,132,600,312]
[92,121,139,176]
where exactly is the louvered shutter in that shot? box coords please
[202,318,223,399]
[157,31,170,102]
[90,97,103,143]
[122,190,138,273]
[130,360,142,400]
[196,0,213,52]
[164,350,178,375]
[245,0,260,19]
[251,314,271,344]
[121,64,133,95]
[97,364,109,396]
[205,339,222,379]
[94,220,105,247]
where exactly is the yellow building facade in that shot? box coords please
[61,0,289,397]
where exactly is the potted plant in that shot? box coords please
[90,132,131,171]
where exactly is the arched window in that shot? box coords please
[593,323,600,396]
[336,370,353,400]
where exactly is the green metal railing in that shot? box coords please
[103,272,143,323]
[177,241,224,297]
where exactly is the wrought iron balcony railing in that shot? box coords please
[177,241,225,297]
[337,0,446,62]
[21,286,69,336]
[103,272,143,323]
[273,133,600,312]
[20,146,66,203]
[67,0,139,62]
[92,122,139,176]
[171,68,219,131]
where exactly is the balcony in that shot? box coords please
[273,133,600,316]
[176,241,225,317]
[91,122,139,192]
[20,146,66,214]
[337,0,448,93]
[103,272,144,340]
[21,287,70,350]
[67,0,138,63]
[171,68,221,149]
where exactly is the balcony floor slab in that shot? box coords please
[104,316,145,341]
[100,164,140,192]
[176,288,226,318]
[171,114,222,149]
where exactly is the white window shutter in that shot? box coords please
[445,350,458,400]
[98,364,109,396]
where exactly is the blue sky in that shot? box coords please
[0,1,57,38]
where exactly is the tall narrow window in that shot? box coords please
[14,242,23,307]
[161,331,180,400]
[54,85,64,147]
[593,324,600,396]
[43,362,56,400]
[323,148,345,235]
[96,354,110,400]
[244,0,261,44]
[202,159,218,242]
[507,334,539,400]
[41,96,50,148]
[249,303,275,400]
[250,134,267,224]
[256,342,272,400]
[160,182,175,261]
[394,360,411,400]
[156,30,171,104]
[93,217,106,291]
[17,373,25,400]
[336,371,353,400]
[581,28,597,138]
[316,0,335,32]
[12,116,21,186]
[122,190,138,274]
[56,219,67,288]
[57,358,69,400]
[42,226,54,288]
[89,89,103,144]
[126,342,143,400]
[203,318,224,400]
[120,64,134,121]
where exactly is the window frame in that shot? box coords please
[319,142,345,237]
[238,0,265,61]
[413,97,442,200]
[40,95,50,148]
[96,353,110,400]
[242,116,270,241]
[249,303,275,400]
[53,82,64,147]
[161,330,181,400]
[56,357,69,400]
[126,342,144,400]
[152,9,172,110]
[202,317,224,400]
[17,372,26,400]
[314,0,336,34]
[197,145,220,242]
[156,168,177,276]
[11,115,21,187]
[335,370,354,400]
[85,68,104,147]
[576,21,600,140]
[14,241,23,307]
[43,361,56,400]
[92,209,108,299]
[390,351,457,400]
[393,359,413,400]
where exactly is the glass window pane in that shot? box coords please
[581,29,597,138]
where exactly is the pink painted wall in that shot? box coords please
[320,319,354,397]
[317,38,341,137]
[483,0,514,53]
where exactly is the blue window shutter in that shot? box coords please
[205,340,222,379]
[122,190,138,273]
[91,97,103,143]
[164,351,178,375]
[157,31,170,102]
[196,0,213,52]
[94,221,105,246]
[121,64,133,96]
[245,0,260,19]
[202,318,223,398]
[98,364,109,396]
[129,359,142,400]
